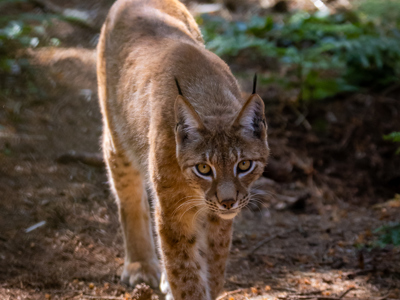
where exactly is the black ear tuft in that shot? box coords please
[175,77,183,96]
[252,73,257,95]
[252,73,258,94]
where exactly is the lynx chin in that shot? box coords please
[97,0,270,299]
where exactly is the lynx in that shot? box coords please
[97,0,269,299]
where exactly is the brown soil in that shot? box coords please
[0,1,399,299]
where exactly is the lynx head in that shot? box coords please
[174,78,269,220]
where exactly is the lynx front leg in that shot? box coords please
[156,205,211,300]
[206,214,233,299]
[103,136,160,288]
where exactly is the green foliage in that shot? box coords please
[384,132,400,143]
[384,132,400,154]
[1,21,35,72]
[374,222,400,248]
[0,0,28,6]
[198,7,400,102]
[0,4,61,99]
[0,0,65,69]
[357,0,400,26]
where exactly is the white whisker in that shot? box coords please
[178,201,205,223]
[171,198,205,217]
[191,207,207,227]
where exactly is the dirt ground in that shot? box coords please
[1,1,400,300]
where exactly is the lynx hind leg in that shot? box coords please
[103,135,160,288]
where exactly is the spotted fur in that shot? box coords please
[97,0,269,299]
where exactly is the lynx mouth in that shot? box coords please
[218,210,239,220]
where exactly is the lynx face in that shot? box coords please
[175,94,269,220]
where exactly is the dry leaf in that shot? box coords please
[373,194,400,209]
[251,287,259,294]
[356,233,365,244]
[249,233,258,240]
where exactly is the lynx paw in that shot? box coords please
[121,260,160,289]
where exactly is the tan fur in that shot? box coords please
[97,0,269,299]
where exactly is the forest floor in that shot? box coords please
[0,1,400,299]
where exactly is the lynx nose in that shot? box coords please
[220,199,236,210]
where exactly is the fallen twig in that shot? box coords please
[216,289,244,300]
[225,279,249,287]
[249,228,297,254]
[345,268,375,279]
[0,132,47,141]
[278,296,340,300]
[25,221,46,233]
[278,287,358,300]
[296,290,325,296]
[376,292,391,300]
[289,104,312,131]
[56,151,104,167]
[44,290,80,300]
[339,287,355,299]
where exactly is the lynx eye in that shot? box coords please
[238,160,252,172]
[196,164,212,176]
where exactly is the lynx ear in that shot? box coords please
[233,94,267,140]
[174,95,204,145]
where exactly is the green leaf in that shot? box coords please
[374,223,400,247]
[384,132,400,142]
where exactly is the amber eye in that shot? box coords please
[196,164,212,176]
[238,160,252,172]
